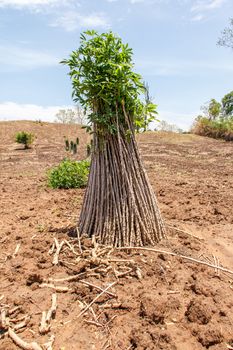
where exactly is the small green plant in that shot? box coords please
[15,131,34,149]
[86,144,91,157]
[73,143,77,154]
[65,139,70,151]
[47,159,90,189]
[64,137,79,154]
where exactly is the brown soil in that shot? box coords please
[0,121,233,350]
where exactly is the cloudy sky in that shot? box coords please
[0,0,232,129]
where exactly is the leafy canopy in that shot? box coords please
[201,99,221,120]
[61,30,157,136]
[222,91,233,116]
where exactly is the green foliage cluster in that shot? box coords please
[47,159,90,189]
[222,91,233,116]
[61,30,157,138]
[193,91,233,141]
[15,131,34,149]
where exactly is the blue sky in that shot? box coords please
[0,0,232,129]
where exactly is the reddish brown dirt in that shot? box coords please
[0,121,233,350]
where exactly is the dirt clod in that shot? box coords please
[185,299,212,325]
[197,328,224,348]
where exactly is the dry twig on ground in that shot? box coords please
[76,281,117,320]
[117,247,233,276]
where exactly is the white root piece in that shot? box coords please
[84,319,103,327]
[99,302,122,309]
[64,240,79,256]
[76,226,83,254]
[1,308,10,329]
[46,294,57,322]
[10,315,28,324]
[39,311,47,335]
[79,281,117,298]
[213,255,218,275]
[8,328,43,350]
[166,224,204,241]
[108,258,135,264]
[48,266,100,283]
[52,239,65,265]
[48,243,55,255]
[214,255,220,276]
[9,306,21,315]
[115,268,133,278]
[13,316,31,331]
[39,283,71,293]
[76,282,117,320]
[117,247,233,276]
[44,335,55,350]
[135,267,143,280]
[39,294,57,335]
[12,243,21,258]
[0,295,4,302]
[104,314,117,327]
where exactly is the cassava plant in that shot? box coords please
[65,138,70,151]
[65,137,79,154]
[62,30,165,246]
[86,143,91,157]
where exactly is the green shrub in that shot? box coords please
[192,116,233,141]
[15,131,34,149]
[47,159,90,189]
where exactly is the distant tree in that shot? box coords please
[201,99,221,120]
[218,18,233,49]
[157,120,183,133]
[142,82,157,132]
[222,91,233,116]
[55,106,86,124]
[74,106,87,125]
[55,109,76,124]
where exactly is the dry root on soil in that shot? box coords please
[39,293,57,335]
[1,231,233,350]
[0,295,55,350]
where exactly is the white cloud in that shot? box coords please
[0,45,59,70]
[0,102,195,130]
[0,0,109,31]
[191,13,205,21]
[0,102,72,122]
[135,58,233,76]
[155,109,197,130]
[50,12,109,31]
[0,0,69,8]
[191,0,226,12]
[130,0,145,3]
